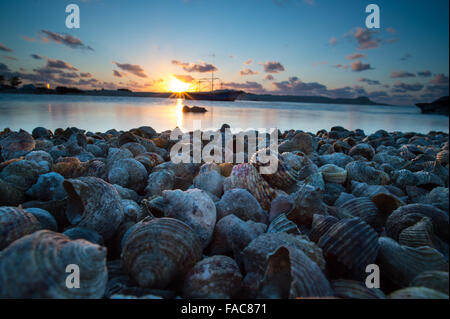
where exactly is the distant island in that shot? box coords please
[416,96,449,116]
[1,84,387,106]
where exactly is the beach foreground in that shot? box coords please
[0,125,449,299]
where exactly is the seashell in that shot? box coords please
[350,180,389,197]
[436,150,449,166]
[52,157,87,178]
[336,197,379,228]
[25,207,57,231]
[318,218,379,277]
[63,227,104,246]
[22,198,68,231]
[410,271,449,295]
[106,147,133,169]
[345,161,390,185]
[219,163,233,177]
[144,170,175,198]
[385,204,449,244]
[284,184,328,227]
[303,171,325,191]
[388,287,448,299]
[0,230,107,298]
[297,155,319,180]
[398,217,434,248]
[250,148,299,190]
[193,163,224,197]
[121,217,202,288]
[83,159,108,180]
[108,158,147,193]
[308,214,339,243]
[331,279,386,299]
[158,189,216,248]
[349,143,375,160]
[323,183,346,206]
[131,126,157,139]
[414,171,444,190]
[63,176,124,241]
[86,144,104,157]
[224,163,281,211]
[152,161,199,191]
[209,214,267,261]
[319,153,354,168]
[122,199,146,222]
[319,164,347,184]
[243,232,326,278]
[216,188,266,223]
[183,255,243,299]
[267,213,301,235]
[0,178,25,206]
[0,159,48,191]
[113,184,140,202]
[135,152,164,173]
[370,192,404,217]
[121,142,146,157]
[278,132,315,154]
[377,237,448,287]
[334,192,355,207]
[372,152,406,169]
[0,130,35,160]
[0,206,42,249]
[32,127,52,139]
[24,150,53,171]
[258,246,332,299]
[281,152,304,171]
[25,172,66,201]
[424,187,449,212]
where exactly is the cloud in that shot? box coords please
[113,70,123,78]
[0,42,12,52]
[174,74,195,83]
[358,78,381,85]
[400,53,412,61]
[417,70,432,77]
[262,61,285,73]
[23,36,37,43]
[346,53,366,60]
[273,77,328,95]
[244,59,253,65]
[0,63,10,72]
[239,68,259,76]
[430,73,449,85]
[80,72,92,78]
[329,37,337,47]
[31,54,43,60]
[114,62,147,78]
[264,74,274,81]
[390,71,416,78]
[351,60,373,72]
[222,81,265,92]
[386,27,396,34]
[2,56,18,61]
[352,27,381,50]
[172,60,218,73]
[334,64,349,70]
[392,82,424,93]
[40,30,94,51]
[46,58,78,71]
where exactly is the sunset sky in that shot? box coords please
[0,0,448,105]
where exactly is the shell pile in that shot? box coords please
[0,125,448,299]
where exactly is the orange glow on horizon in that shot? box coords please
[169,76,192,93]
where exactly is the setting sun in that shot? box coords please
[169,77,191,93]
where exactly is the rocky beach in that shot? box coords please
[0,124,448,299]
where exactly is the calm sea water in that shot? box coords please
[0,93,448,134]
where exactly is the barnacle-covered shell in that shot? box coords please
[0,130,35,160]
[0,206,42,249]
[158,189,216,248]
[258,246,332,299]
[26,172,66,201]
[385,204,449,243]
[63,177,124,241]
[121,217,202,288]
[183,255,242,299]
[224,163,281,211]
[250,148,298,190]
[144,170,174,198]
[318,218,379,276]
[278,132,315,154]
[193,163,224,197]
[215,188,266,223]
[308,214,339,243]
[319,164,347,184]
[398,217,434,248]
[0,230,107,298]
[410,271,449,295]
[336,197,379,228]
[331,279,386,299]
[0,159,48,191]
[388,287,448,299]
[345,161,390,185]
[377,237,448,287]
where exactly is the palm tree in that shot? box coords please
[9,76,22,88]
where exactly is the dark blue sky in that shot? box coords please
[0,0,448,105]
